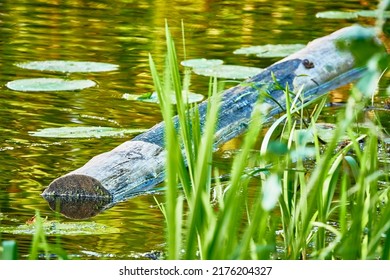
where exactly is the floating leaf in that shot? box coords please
[29,126,146,138]
[316,11,358,19]
[0,221,119,235]
[122,91,204,104]
[295,123,354,144]
[137,92,157,101]
[181,58,224,68]
[193,65,263,80]
[300,123,338,143]
[6,78,96,92]
[16,60,119,73]
[233,44,305,58]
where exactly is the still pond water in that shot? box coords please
[0,0,387,259]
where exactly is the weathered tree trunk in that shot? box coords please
[42,25,376,217]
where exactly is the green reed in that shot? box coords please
[29,211,68,260]
[0,211,68,260]
[151,13,390,259]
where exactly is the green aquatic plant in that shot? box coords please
[149,23,283,259]
[29,126,146,138]
[180,58,224,68]
[6,78,96,92]
[152,10,390,259]
[0,212,69,260]
[15,60,119,73]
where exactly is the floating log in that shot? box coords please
[42,25,379,218]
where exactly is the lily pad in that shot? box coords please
[0,221,119,235]
[16,60,119,73]
[233,44,305,58]
[6,78,96,92]
[181,58,224,68]
[297,123,354,143]
[193,65,263,80]
[29,126,146,138]
[122,91,204,104]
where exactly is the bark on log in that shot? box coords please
[42,25,378,216]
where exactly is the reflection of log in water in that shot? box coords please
[42,25,382,219]
[44,195,113,220]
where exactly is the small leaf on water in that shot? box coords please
[193,65,263,80]
[137,92,154,100]
[29,126,146,138]
[233,44,305,57]
[6,78,96,92]
[0,221,119,235]
[180,58,224,68]
[16,60,119,73]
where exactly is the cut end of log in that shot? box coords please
[42,174,112,199]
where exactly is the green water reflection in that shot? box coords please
[0,0,383,259]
